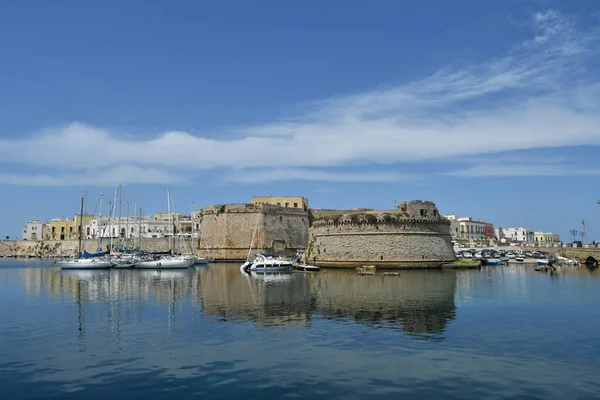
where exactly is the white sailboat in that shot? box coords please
[56,194,112,270]
[137,188,191,269]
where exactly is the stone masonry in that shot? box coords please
[198,203,309,261]
[307,200,456,268]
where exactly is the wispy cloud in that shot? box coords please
[445,164,600,178]
[226,168,416,183]
[0,166,185,187]
[1,9,599,185]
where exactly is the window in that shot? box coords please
[285,202,289,207]
[293,203,298,208]
[433,210,438,216]
[420,209,425,216]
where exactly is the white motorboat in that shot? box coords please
[136,255,192,269]
[241,253,293,273]
[56,257,112,270]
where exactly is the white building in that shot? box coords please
[494,227,505,241]
[443,215,461,241]
[458,217,486,241]
[22,220,45,240]
[503,227,535,244]
[84,215,193,240]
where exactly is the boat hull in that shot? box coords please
[56,260,112,269]
[136,258,192,269]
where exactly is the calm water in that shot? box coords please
[1,260,599,399]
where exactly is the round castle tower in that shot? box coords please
[307,200,456,268]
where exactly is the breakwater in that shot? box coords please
[522,246,600,261]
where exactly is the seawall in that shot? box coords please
[522,246,600,261]
[0,238,171,257]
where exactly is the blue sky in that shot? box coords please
[1,0,600,241]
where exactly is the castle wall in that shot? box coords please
[307,201,456,268]
[198,204,309,261]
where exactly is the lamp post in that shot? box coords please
[569,229,578,244]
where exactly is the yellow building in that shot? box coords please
[534,231,560,245]
[47,214,94,240]
[252,196,309,211]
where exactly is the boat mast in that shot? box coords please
[191,201,195,256]
[167,188,172,253]
[138,207,142,251]
[78,195,84,257]
[247,208,261,260]
[98,193,103,253]
[118,184,122,251]
[126,201,130,251]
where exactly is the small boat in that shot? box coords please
[56,257,112,270]
[292,263,320,272]
[484,259,500,266]
[585,256,598,269]
[537,259,549,266]
[515,256,525,262]
[191,257,209,265]
[241,253,293,273]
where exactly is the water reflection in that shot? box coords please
[17,264,458,338]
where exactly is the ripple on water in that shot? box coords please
[0,263,599,399]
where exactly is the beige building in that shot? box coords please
[458,218,486,241]
[534,231,560,245]
[252,196,308,211]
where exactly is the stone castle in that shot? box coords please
[5,196,457,268]
[307,200,456,268]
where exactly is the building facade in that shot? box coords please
[22,220,45,240]
[534,232,560,246]
[443,215,461,241]
[458,218,486,241]
[484,222,494,239]
[503,227,535,244]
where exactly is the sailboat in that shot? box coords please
[137,188,191,269]
[56,195,112,270]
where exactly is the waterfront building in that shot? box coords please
[252,195,309,211]
[458,218,486,241]
[22,220,45,240]
[484,222,494,239]
[47,218,76,240]
[443,215,461,241]
[495,227,505,241]
[503,227,535,244]
[534,232,560,246]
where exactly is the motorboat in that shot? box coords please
[55,257,112,270]
[137,255,192,269]
[537,259,549,267]
[191,257,209,265]
[515,256,525,262]
[240,253,293,273]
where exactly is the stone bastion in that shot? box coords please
[198,203,309,261]
[307,200,456,268]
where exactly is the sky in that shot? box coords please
[1,0,599,242]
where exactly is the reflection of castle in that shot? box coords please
[197,264,314,327]
[308,270,457,336]
[20,266,457,337]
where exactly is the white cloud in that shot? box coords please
[1,9,599,184]
[0,166,185,186]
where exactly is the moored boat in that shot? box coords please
[137,255,192,269]
[56,257,112,269]
[241,253,293,273]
